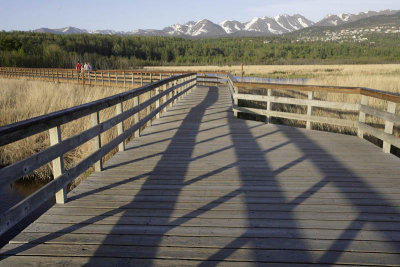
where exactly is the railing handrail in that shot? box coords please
[230,79,400,103]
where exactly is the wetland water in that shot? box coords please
[0,180,54,247]
[233,75,308,84]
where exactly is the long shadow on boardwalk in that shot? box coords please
[85,86,221,265]
[200,116,400,265]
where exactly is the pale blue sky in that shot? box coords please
[1,0,400,31]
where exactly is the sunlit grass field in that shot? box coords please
[146,64,400,93]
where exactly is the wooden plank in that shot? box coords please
[9,233,400,255]
[4,243,400,265]
[42,206,400,222]
[233,106,357,128]
[0,256,255,267]
[234,81,361,95]
[383,101,397,153]
[9,223,400,243]
[360,104,400,125]
[358,122,400,148]
[234,93,360,111]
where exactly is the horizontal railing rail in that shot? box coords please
[0,67,189,88]
[0,67,228,87]
[0,73,197,236]
[227,74,400,154]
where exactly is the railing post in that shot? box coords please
[91,112,102,172]
[116,103,125,152]
[141,73,144,86]
[108,72,111,87]
[169,81,173,108]
[49,126,67,204]
[88,71,91,86]
[233,85,238,117]
[383,101,397,153]
[162,83,168,113]
[94,71,97,85]
[82,70,85,87]
[131,73,134,87]
[150,73,153,83]
[266,89,272,124]
[147,89,152,127]
[115,72,118,86]
[134,96,140,138]
[156,86,160,118]
[357,95,368,139]
[159,73,162,81]
[102,72,104,87]
[123,72,126,88]
[306,91,314,130]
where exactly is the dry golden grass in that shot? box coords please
[147,64,400,92]
[0,78,136,182]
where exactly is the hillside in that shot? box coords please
[290,11,400,43]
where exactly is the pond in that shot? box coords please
[233,75,308,84]
[0,180,54,247]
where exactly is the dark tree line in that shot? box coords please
[1,31,400,69]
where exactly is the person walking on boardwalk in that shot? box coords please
[75,61,82,71]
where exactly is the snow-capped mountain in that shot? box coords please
[240,14,313,34]
[161,14,313,37]
[32,10,399,37]
[163,20,226,37]
[220,20,244,34]
[315,10,398,27]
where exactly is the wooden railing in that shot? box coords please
[0,67,225,87]
[227,75,400,154]
[0,67,190,87]
[0,73,197,236]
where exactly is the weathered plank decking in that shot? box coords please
[1,85,400,266]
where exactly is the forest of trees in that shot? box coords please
[1,31,400,69]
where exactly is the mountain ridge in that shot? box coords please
[32,9,398,38]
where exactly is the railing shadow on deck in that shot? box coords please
[84,86,221,264]
[199,118,400,265]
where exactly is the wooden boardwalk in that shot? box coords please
[1,85,400,266]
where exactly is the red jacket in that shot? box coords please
[76,63,82,71]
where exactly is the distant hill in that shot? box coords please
[290,11,400,43]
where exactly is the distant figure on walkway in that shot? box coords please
[75,61,82,71]
[87,63,93,71]
[83,62,89,71]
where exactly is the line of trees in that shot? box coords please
[1,31,400,69]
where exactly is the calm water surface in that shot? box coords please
[0,181,54,247]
